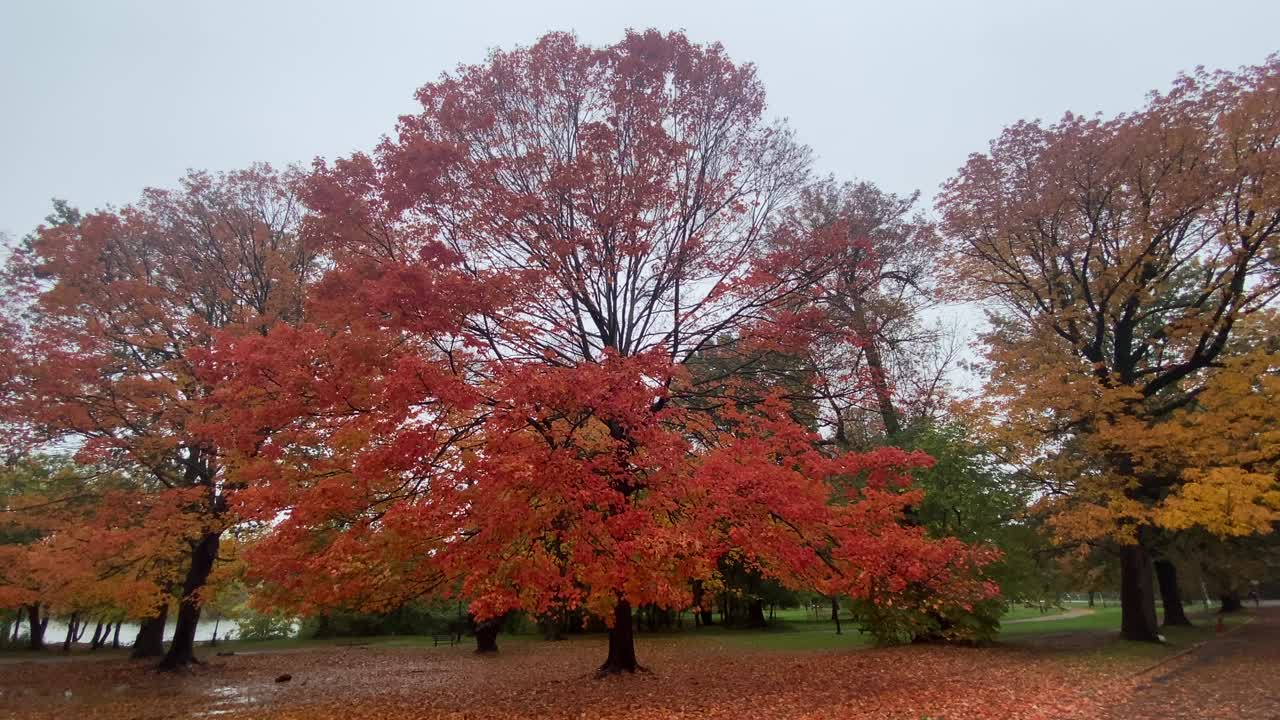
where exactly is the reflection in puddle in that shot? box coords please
[192,685,261,718]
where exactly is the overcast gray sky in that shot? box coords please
[3,0,1278,242]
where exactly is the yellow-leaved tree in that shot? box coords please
[940,57,1280,642]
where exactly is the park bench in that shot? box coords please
[432,620,467,647]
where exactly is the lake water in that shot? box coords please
[14,617,235,645]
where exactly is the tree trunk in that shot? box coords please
[211,617,220,646]
[539,610,564,641]
[26,605,47,651]
[63,612,79,652]
[112,621,121,649]
[1220,592,1244,613]
[692,581,713,627]
[1088,591,1095,608]
[746,598,768,628]
[89,618,106,649]
[159,531,220,670]
[473,615,500,654]
[133,603,168,659]
[1154,559,1191,626]
[831,596,842,635]
[1119,541,1161,642]
[850,302,900,437]
[692,582,714,625]
[597,600,642,675]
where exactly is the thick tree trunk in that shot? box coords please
[1154,559,1191,626]
[111,621,121,649]
[473,615,500,654]
[831,596,842,635]
[1088,591,1096,608]
[746,598,768,628]
[1220,592,1244,613]
[160,531,220,670]
[1119,541,1161,642]
[133,603,168,659]
[597,600,642,675]
[26,605,46,651]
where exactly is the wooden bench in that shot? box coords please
[432,622,466,647]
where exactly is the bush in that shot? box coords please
[851,596,1002,646]
[300,601,464,639]
[235,610,296,641]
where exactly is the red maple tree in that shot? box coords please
[207,30,998,675]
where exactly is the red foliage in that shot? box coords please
[204,34,996,669]
[0,165,319,663]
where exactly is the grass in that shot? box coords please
[198,606,873,655]
[995,604,1255,672]
[209,603,1101,654]
[997,605,1245,637]
[1001,604,1069,622]
[3,603,1253,662]
[998,607,1124,636]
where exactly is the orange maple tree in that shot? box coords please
[0,457,191,650]
[941,58,1280,640]
[0,165,321,666]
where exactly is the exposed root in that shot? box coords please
[592,662,650,679]
[156,655,203,673]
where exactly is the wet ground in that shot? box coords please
[0,610,1275,719]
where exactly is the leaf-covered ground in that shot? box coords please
[1103,607,1280,720]
[1,610,1275,720]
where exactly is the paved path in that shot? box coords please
[1105,607,1280,719]
[1003,607,1094,624]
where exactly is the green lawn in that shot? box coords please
[995,605,1254,670]
[211,604,1200,653]
[997,605,1242,636]
[6,603,1250,660]
[1000,604,1068,622]
[209,607,873,655]
[998,607,1123,635]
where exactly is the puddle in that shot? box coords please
[191,685,263,718]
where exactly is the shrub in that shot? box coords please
[234,610,296,641]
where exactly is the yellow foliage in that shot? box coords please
[1157,468,1280,537]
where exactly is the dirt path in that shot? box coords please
[1003,608,1095,624]
[1105,608,1280,720]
